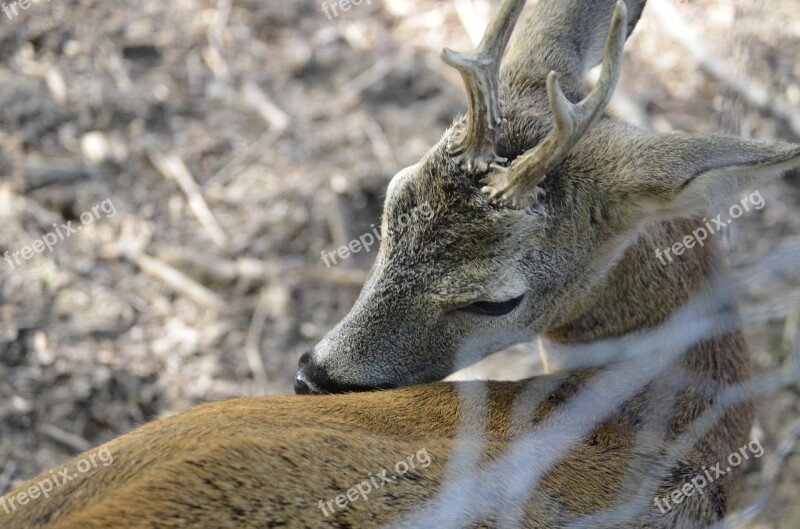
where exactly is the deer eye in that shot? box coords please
[459,295,524,317]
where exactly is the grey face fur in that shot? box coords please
[295,0,800,393]
[311,141,543,389]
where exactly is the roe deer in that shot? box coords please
[3,0,800,528]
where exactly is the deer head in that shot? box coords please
[295,0,800,394]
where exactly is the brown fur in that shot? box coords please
[0,320,753,527]
[3,0,799,527]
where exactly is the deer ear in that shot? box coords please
[625,134,800,220]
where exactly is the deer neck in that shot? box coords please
[543,218,750,382]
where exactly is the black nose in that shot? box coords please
[294,350,385,395]
[294,351,321,395]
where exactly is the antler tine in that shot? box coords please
[441,0,527,175]
[481,0,629,209]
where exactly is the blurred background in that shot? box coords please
[0,0,799,525]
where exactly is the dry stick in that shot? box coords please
[155,247,369,287]
[338,58,394,109]
[244,291,271,391]
[134,246,364,310]
[241,82,291,132]
[207,128,282,189]
[207,0,232,53]
[287,264,368,286]
[0,131,24,185]
[323,188,353,253]
[23,160,96,192]
[651,0,800,137]
[203,0,232,83]
[131,252,228,313]
[362,115,398,173]
[148,149,229,248]
[202,45,230,83]
[38,424,92,453]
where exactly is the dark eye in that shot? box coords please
[459,295,524,317]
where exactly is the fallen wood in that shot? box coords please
[148,149,229,248]
[131,251,229,313]
[38,424,92,453]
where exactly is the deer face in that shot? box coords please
[296,127,627,394]
[296,0,631,395]
[298,146,537,393]
[295,0,800,394]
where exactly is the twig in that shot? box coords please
[155,247,369,287]
[45,67,67,105]
[148,149,229,248]
[130,252,229,313]
[338,58,394,109]
[39,424,92,453]
[207,129,282,188]
[362,115,398,173]
[203,0,232,83]
[23,159,96,192]
[326,190,355,252]
[288,264,368,286]
[245,291,272,391]
[0,130,25,187]
[241,82,291,132]
[651,0,800,137]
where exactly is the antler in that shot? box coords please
[440,0,527,174]
[480,0,629,209]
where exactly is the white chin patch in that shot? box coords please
[453,328,533,371]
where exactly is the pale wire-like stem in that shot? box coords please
[440,0,527,174]
[481,0,629,210]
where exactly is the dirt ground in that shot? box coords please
[0,0,799,526]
